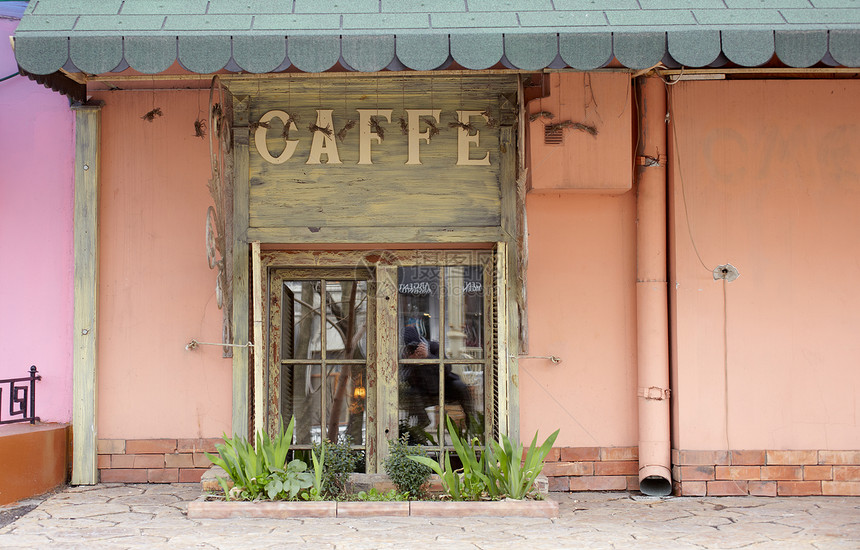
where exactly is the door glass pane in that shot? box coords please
[324,281,368,360]
[398,266,440,350]
[447,363,484,443]
[281,364,321,445]
[444,266,484,359]
[324,364,366,445]
[284,281,321,360]
[399,364,440,445]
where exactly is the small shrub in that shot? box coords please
[354,488,408,501]
[384,434,432,499]
[312,437,358,497]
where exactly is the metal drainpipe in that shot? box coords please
[635,75,673,497]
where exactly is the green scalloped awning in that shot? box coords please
[13,0,860,74]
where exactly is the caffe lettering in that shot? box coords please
[253,109,491,166]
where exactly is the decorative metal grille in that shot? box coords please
[0,366,41,425]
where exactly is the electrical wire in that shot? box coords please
[0,71,19,83]
[666,84,712,274]
[723,278,731,451]
[665,79,733,452]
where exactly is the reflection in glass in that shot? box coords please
[444,266,484,359]
[446,363,484,443]
[281,278,368,446]
[325,364,366,445]
[281,364,321,445]
[284,281,320,360]
[397,265,486,446]
[324,281,368,360]
[398,364,440,445]
[284,280,368,361]
[398,266,440,352]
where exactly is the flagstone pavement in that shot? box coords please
[1,484,858,549]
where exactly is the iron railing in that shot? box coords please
[0,366,41,425]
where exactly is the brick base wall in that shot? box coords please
[97,438,222,483]
[542,446,640,492]
[673,450,860,496]
[543,447,860,496]
[98,440,860,496]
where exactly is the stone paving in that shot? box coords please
[0,483,858,549]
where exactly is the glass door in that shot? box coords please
[397,263,491,454]
[261,250,499,472]
[267,269,371,461]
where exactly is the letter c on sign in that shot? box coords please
[254,110,298,164]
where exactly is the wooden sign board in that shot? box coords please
[227,75,518,243]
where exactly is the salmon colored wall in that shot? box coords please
[92,90,232,439]
[669,80,860,451]
[0,16,74,422]
[521,192,638,447]
[527,72,632,193]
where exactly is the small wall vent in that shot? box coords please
[544,125,563,145]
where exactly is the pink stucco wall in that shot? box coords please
[0,16,74,422]
[91,89,232,439]
[522,192,638,447]
[669,80,860,451]
[520,74,638,447]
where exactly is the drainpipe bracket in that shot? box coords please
[637,386,671,400]
[636,154,667,167]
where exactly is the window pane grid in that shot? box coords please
[397,263,489,455]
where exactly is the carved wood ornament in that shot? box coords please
[206,76,235,357]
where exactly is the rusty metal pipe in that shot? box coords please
[635,76,672,497]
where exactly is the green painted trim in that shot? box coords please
[71,104,102,485]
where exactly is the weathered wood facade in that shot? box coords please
[225,75,523,462]
[227,75,519,244]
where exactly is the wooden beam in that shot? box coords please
[71,104,101,485]
[247,226,505,245]
[251,241,264,439]
[494,242,509,441]
[231,97,251,439]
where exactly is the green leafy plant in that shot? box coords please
[409,416,559,501]
[411,448,463,500]
[206,432,267,500]
[263,459,314,500]
[488,428,560,500]
[205,417,314,501]
[408,417,495,501]
[446,417,497,501]
[312,437,359,497]
[384,434,432,499]
[302,443,326,501]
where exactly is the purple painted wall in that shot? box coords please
[0,8,75,423]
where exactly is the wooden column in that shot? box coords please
[231,97,250,439]
[375,265,399,469]
[499,126,520,443]
[71,104,101,485]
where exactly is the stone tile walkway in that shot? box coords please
[0,484,858,549]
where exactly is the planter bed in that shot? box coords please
[186,498,558,519]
